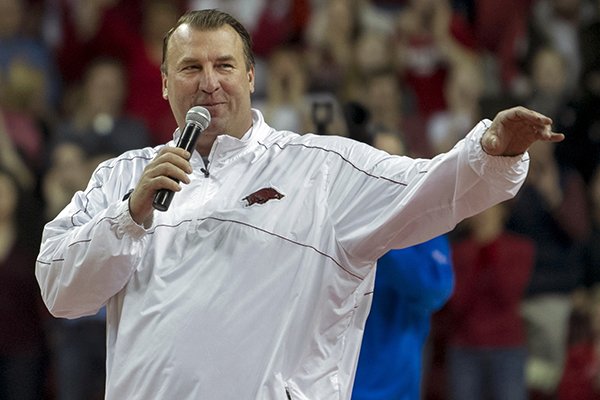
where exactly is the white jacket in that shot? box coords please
[36,109,528,399]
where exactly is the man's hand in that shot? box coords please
[128,147,192,226]
[481,106,565,157]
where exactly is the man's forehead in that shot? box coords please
[171,23,239,46]
[170,25,241,56]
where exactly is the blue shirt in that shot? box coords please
[353,236,454,400]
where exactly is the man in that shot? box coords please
[36,9,563,400]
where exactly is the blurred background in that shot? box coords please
[2,0,600,399]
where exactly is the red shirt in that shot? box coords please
[559,342,600,400]
[448,231,535,347]
[399,13,478,117]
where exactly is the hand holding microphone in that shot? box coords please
[128,107,210,225]
[153,106,211,211]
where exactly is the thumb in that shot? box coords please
[481,130,500,156]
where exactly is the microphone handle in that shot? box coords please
[152,124,202,212]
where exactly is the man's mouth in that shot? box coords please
[201,102,225,108]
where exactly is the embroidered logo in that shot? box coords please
[243,187,284,206]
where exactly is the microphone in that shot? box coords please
[152,106,211,212]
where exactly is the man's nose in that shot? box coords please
[199,68,220,93]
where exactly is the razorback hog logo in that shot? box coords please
[243,187,284,206]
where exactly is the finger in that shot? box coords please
[511,107,553,126]
[547,132,565,143]
[158,146,191,160]
[152,152,193,175]
[534,123,565,141]
[150,175,185,192]
[147,162,192,184]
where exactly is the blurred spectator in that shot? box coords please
[247,0,311,58]
[0,0,61,111]
[0,106,36,190]
[446,203,534,400]
[345,23,416,150]
[254,47,312,133]
[304,0,361,95]
[186,0,267,35]
[581,165,600,291]
[527,0,597,94]
[42,142,91,220]
[363,71,405,139]
[128,0,182,144]
[44,55,150,400]
[526,46,571,120]
[0,168,48,400]
[371,129,406,155]
[42,142,105,400]
[469,0,534,96]
[353,235,453,400]
[346,28,395,100]
[393,0,479,118]
[0,0,50,177]
[427,58,484,154]
[556,163,600,399]
[557,284,600,400]
[53,0,181,145]
[304,0,393,96]
[507,140,591,399]
[554,4,600,183]
[41,57,150,400]
[51,57,151,164]
[51,0,125,83]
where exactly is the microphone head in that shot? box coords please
[186,106,211,130]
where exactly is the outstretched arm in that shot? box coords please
[481,106,564,157]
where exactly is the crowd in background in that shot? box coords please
[2,0,600,399]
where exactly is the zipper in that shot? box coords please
[200,155,210,178]
[285,386,292,400]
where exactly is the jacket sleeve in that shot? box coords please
[35,162,148,319]
[328,120,529,262]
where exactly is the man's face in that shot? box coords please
[162,24,255,148]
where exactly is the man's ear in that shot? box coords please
[161,73,168,99]
[248,66,255,94]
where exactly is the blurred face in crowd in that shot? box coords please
[445,60,484,110]
[143,0,179,44]
[466,203,507,243]
[366,73,402,118]
[552,0,581,19]
[409,0,439,14]
[85,61,126,116]
[531,48,568,95]
[373,132,405,156]
[354,30,390,77]
[49,143,92,192]
[161,23,255,152]
[0,0,22,38]
[0,172,17,221]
